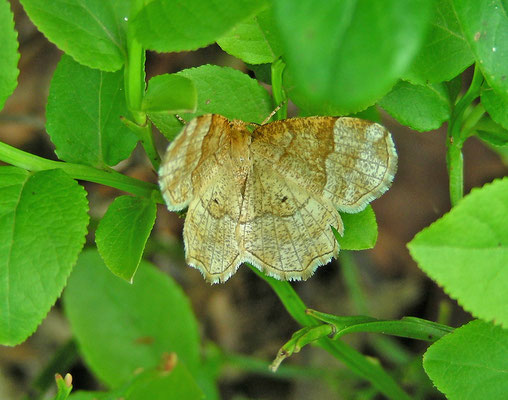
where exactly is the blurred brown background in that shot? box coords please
[1,1,507,399]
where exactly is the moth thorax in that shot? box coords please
[229,123,251,183]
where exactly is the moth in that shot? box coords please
[159,114,397,283]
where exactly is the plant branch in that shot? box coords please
[446,64,484,206]
[0,141,162,202]
[450,66,484,136]
[340,252,413,365]
[220,348,341,381]
[125,0,146,126]
[0,113,45,129]
[461,103,486,139]
[123,0,161,171]
[340,251,369,314]
[121,117,161,170]
[125,37,146,126]
[446,138,463,207]
[248,265,412,400]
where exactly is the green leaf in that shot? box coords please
[126,363,204,400]
[247,63,272,85]
[275,0,433,113]
[132,0,267,53]
[68,393,109,400]
[475,116,508,146]
[148,65,272,140]
[63,250,203,388]
[0,167,89,345]
[481,84,508,130]
[404,0,474,84]
[217,7,283,64]
[142,74,197,113]
[96,196,156,282]
[336,205,377,250]
[68,391,117,400]
[486,143,508,165]
[0,0,19,111]
[350,106,381,123]
[19,0,127,71]
[408,177,508,327]
[68,388,129,400]
[379,81,451,132]
[446,74,464,104]
[454,0,508,100]
[68,363,204,400]
[293,99,383,120]
[46,55,137,168]
[423,319,508,400]
[288,93,351,117]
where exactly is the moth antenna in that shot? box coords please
[174,114,187,125]
[261,101,287,125]
[247,122,261,130]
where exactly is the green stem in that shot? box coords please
[123,0,161,171]
[0,141,162,202]
[339,254,414,365]
[125,0,146,125]
[0,113,45,129]
[446,65,484,206]
[248,265,313,325]
[437,300,453,326]
[461,103,486,139]
[248,265,412,400]
[307,311,452,342]
[370,335,411,365]
[446,138,463,206]
[221,350,340,381]
[121,117,161,170]
[125,36,146,126]
[318,336,411,400]
[271,58,288,120]
[450,66,484,133]
[139,122,161,170]
[341,251,369,314]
